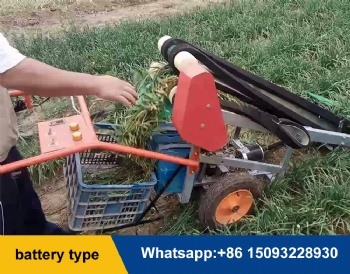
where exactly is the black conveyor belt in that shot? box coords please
[160,38,350,149]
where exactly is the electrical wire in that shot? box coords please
[0,201,4,235]
[70,96,81,114]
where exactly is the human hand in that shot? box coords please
[94,75,138,107]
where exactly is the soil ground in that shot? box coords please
[1,0,225,33]
[8,0,226,235]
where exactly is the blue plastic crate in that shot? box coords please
[64,132,157,232]
[92,122,188,194]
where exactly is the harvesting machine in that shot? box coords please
[2,36,350,233]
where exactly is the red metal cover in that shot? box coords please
[172,64,227,151]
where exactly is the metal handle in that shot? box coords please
[9,90,33,110]
[0,93,199,174]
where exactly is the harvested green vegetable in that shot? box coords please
[84,62,177,186]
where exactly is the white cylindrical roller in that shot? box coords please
[168,86,177,104]
[158,35,172,52]
[174,51,199,71]
[157,35,207,72]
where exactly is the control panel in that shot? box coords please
[37,115,96,154]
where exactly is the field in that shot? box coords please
[3,0,350,235]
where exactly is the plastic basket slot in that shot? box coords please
[129,188,144,194]
[73,195,142,207]
[101,217,119,228]
[89,191,108,197]
[85,204,105,209]
[79,198,148,207]
[67,172,77,187]
[69,184,75,200]
[85,190,135,203]
[116,218,133,225]
[103,216,116,222]
[116,214,135,223]
[130,188,146,193]
[72,196,77,210]
[129,193,143,200]
[97,134,118,143]
[88,194,109,203]
[63,163,71,178]
[86,204,105,210]
[66,173,74,187]
[108,196,127,203]
[82,158,118,165]
[69,199,75,212]
[71,187,80,210]
[71,161,77,174]
[66,176,77,199]
[65,160,78,177]
[67,154,76,168]
[65,154,73,166]
[72,177,78,192]
[85,205,105,215]
[103,221,116,227]
[63,166,68,178]
[76,210,143,218]
[109,190,129,196]
[121,203,139,213]
[72,173,78,187]
[85,208,105,216]
[80,151,98,159]
[81,218,101,229]
[80,152,118,165]
[119,197,149,203]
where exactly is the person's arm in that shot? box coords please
[0,33,137,107]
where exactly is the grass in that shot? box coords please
[17,134,64,185]
[0,0,158,16]
[15,97,70,185]
[13,0,350,116]
[10,0,350,234]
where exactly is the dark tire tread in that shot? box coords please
[198,172,263,230]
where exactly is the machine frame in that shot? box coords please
[3,41,350,231]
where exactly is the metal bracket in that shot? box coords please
[157,143,191,151]
[177,146,198,204]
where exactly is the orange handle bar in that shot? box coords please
[0,93,200,174]
[0,142,199,174]
[9,90,33,109]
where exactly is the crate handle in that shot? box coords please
[0,94,200,174]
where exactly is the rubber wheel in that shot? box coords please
[198,172,263,230]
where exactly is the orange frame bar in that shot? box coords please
[9,90,26,97]
[9,90,33,110]
[0,93,199,174]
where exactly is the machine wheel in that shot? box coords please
[198,172,263,230]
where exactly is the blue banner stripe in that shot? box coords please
[112,236,350,273]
